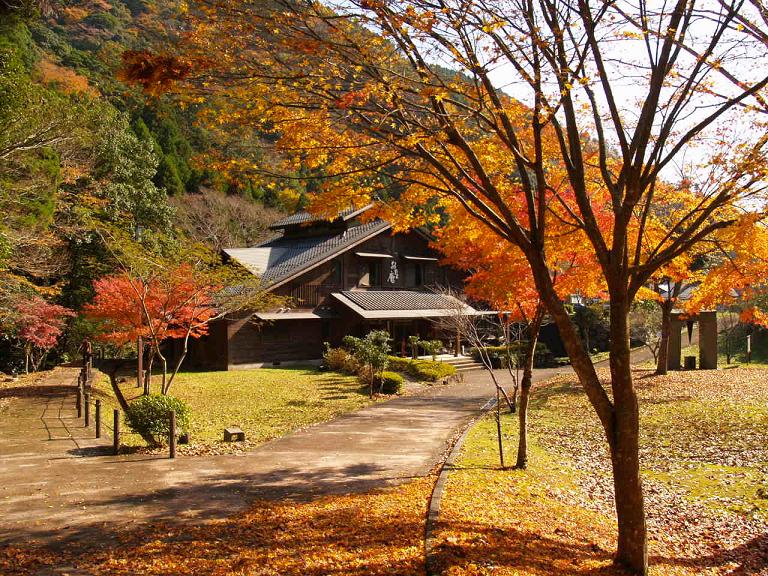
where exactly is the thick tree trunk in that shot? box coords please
[527,257,647,575]
[608,297,647,574]
[516,307,545,470]
[655,299,673,375]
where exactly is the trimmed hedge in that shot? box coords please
[378,371,404,394]
[469,342,555,368]
[386,356,457,382]
[125,394,191,445]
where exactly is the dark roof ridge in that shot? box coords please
[268,204,374,230]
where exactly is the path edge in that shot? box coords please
[424,395,496,576]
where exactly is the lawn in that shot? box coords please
[432,367,768,575]
[92,367,373,453]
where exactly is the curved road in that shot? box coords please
[0,365,563,546]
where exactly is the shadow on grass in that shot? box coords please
[431,519,628,576]
[1,468,427,575]
[528,381,584,410]
[433,518,768,575]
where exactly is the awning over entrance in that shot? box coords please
[331,290,485,320]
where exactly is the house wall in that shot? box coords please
[227,315,325,366]
[184,319,229,370]
[277,230,462,310]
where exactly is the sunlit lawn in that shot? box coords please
[433,367,768,575]
[93,367,372,450]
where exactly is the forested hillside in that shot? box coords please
[0,0,288,371]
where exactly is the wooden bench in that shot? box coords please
[224,427,245,442]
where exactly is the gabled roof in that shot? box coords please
[268,204,373,230]
[224,219,391,290]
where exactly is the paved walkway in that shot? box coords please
[0,365,564,547]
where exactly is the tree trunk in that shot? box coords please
[516,307,545,469]
[164,333,191,395]
[655,299,673,375]
[144,348,154,395]
[527,257,647,575]
[608,296,648,574]
[496,386,505,469]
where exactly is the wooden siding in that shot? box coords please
[227,316,325,365]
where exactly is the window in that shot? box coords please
[369,261,381,286]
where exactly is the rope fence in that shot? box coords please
[72,363,177,458]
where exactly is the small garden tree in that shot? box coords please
[629,301,663,365]
[343,330,391,398]
[13,295,75,373]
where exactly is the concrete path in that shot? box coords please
[0,365,564,547]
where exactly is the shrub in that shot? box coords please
[411,360,456,381]
[125,394,191,445]
[323,344,358,375]
[407,335,420,359]
[469,342,555,368]
[386,355,413,373]
[378,371,404,394]
[420,339,443,360]
[385,356,456,381]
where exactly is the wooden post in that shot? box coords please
[84,393,90,427]
[95,399,101,438]
[137,336,143,389]
[455,326,461,357]
[113,409,120,455]
[76,388,83,418]
[169,410,176,459]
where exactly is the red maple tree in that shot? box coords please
[14,296,75,373]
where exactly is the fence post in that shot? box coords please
[84,393,90,427]
[95,399,101,438]
[169,410,176,459]
[113,409,120,455]
[76,388,83,418]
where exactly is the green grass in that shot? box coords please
[677,341,768,369]
[520,369,768,521]
[93,367,372,448]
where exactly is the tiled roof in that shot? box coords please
[269,204,373,230]
[224,220,391,287]
[331,291,481,319]
[339,291,463,311]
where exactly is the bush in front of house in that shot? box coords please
[386,356,457,382]
[378,371,404,394]
[342,331,392,397]
[412,360,455,382]
[386,355,413,373]
[420,339,443,360]
[469,342,555,368]
[125,394,191,445]
[323,343,359,375]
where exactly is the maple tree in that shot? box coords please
[126,1,768,572]
[435,202,604,469]
[9,294,74,373]
[84,228,281,400]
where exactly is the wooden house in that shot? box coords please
[190,206,482,369]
